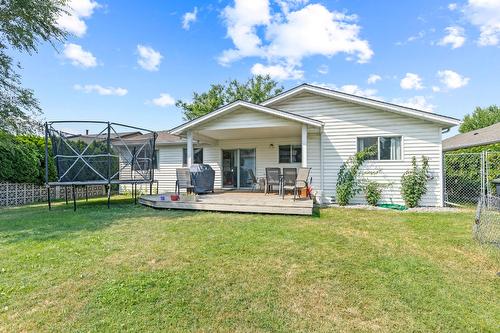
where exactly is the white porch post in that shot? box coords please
[186,131,193,167]
[301,124,308,167]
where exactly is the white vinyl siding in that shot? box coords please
[198,107,298,131]
[271,92,443,206]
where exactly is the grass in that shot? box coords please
[0,197,499,332]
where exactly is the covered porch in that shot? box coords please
[169,100,325,193]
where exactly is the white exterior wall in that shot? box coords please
[272,92,443,206]
[154,136,316,192]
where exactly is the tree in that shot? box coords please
[176,75,284,120]
[459,105,500,133]
[0,0,68,134]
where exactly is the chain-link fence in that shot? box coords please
[444,151,500,207]
[474,195,500,247]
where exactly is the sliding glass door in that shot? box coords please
[222,150,237,188]
[222,149,256,189]
[239,149,256,188]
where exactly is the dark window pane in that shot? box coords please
[357,137,378,160]
[183,148,203,166]
[379,137,401,160]
[279,145,291,163]
[194,148,203,164]
[292,145,302,163]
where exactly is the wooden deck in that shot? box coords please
[139,191,314,215]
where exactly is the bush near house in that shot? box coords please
[401,156,429,208]
[336,146,377,205]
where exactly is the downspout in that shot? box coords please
[320,126,325,204]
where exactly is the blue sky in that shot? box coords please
[17,0,500,136]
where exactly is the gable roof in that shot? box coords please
[170,100,323,135]
[443,122,500,151]
[262,83,461,128]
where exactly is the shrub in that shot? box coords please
[0,132,57,185]
[336,146,376,206]
[401,156,429,208]
[365,181,382,206]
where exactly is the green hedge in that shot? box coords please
[0,132,57,185]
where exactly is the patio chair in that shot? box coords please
[281,168,297,197]
[282,167,311,200]
[175,168,194,195]
[247,169,259,192]
[265,168,281,194]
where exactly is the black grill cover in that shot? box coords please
[190,164,215,194]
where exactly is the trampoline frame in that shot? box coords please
[44,121,158,211]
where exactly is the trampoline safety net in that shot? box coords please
[45,121,157,184]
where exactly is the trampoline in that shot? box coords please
[44,121,158,210]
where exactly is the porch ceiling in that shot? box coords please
[196,125,302,140]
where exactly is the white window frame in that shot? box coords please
[356,135,403,161]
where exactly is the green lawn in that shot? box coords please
[0,198,499,332]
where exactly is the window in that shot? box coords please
[183,148,203,166]
[357,136,402,160]
[357,137,378,160]
[279,145,302,163]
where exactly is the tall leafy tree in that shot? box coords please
[176,75,284,120]
[459,105,500,133]
[0,0,68,134]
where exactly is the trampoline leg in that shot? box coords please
[85,185,88,202]
[72,185,76,211]
[65,187,68,204]
[47,186,51,211]
[134,183,137,205]
[149,182,152,195]
[107,185,111,208]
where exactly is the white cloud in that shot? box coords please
[396,31,425,45]
[251,63,303,80]
[182,7,198,30]
[394,96,435,112]
[313,82,379,99]
[464,0,500,46]
[317,64,329,74]
[438,26,466,49]
[150,93,175,107]
[63,43,97,67]
[432,86,441,92]
[137,45,163,71]
[74,84,127,96]
[338,84,378,98]
[437,70,470,89]
[400,73,424,90]
[448,3,458,11]
[367,74,381,84]
[57,0,100,37]
[219,1,373,79]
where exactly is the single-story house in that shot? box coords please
[144,84,461,206]
[442,122,500,152]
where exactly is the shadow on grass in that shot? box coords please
[0,196,198,244]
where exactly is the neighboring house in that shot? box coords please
[68,130,142,144]
[442,122,500,152]
[141,84,461,206]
